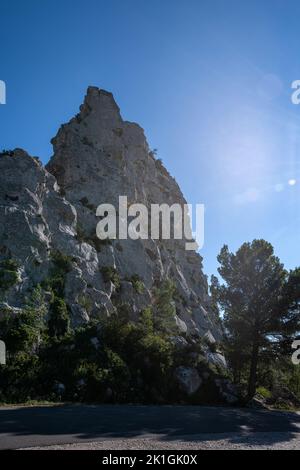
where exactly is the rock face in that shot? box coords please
[175,366,202,396]
[206,352,227,369]
[0,87,220,340]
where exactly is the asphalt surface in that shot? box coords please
[0,404,300,449]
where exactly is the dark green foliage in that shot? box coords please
[42,251,73,298]
[0,309,40,356]
[0,290,229,404]
[129,274,145,294]
[75,223,86,242]
[139,307,154,335]
[212,240,300,399]
[0,270,18,290]
[101,266,121,290]
[48,297,70,338]
[0,259,19,270]
[1,237,298,407]
[40,251,72,342]
[78,294,93,313]
[0,285,46,356]
[90,235,111,251]
[0,353,41,403]
[97,308,175,402]
[50,251,73,273]
[149,148,158,158]
[75,222,112,251]
[153,279,177,332]
[0,258,19,291]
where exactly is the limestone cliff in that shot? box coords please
[0,87,220,341]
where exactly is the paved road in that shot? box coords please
[0,404,300,449]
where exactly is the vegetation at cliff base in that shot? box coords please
[0,241,299,408]
[0,277,226,404]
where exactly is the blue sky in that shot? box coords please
[0,0,299,279]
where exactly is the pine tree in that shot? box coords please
[212,240,299,399]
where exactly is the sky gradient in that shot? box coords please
[1,0,299,279]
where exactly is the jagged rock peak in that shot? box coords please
[0,87,221,342]
[78,86,122,125]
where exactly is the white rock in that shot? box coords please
[0,89,222,341]
[206,352,227,369]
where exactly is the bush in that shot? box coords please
[256,386,272,399]
[78,295,93,313]
[0,286,228,405]
[153,279,177,332]
[139,307,154,335]
[101,266,121,290]
[0,287,46,355]
[90,235,111,252]
[50,251,73,273]
[0,258,19,291]
[130,274,145,294]
[42,251,73,298]
[75,223,86,242]
[48,297,70,338]
[0,352,41,403]
[73,361,109,402]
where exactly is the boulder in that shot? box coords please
[206,352,227,369]
[175,366,202,396]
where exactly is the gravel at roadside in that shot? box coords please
[21,432,300,450]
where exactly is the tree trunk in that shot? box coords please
[247,340,259,400]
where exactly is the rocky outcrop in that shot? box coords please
[175,366,202,396]
[206,352,227,369]
[0,87,220,340]
[0,148,114,324]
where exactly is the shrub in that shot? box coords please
[104,348,131,399]
[0,288,46,356]
[78,295,93,313]
[149,148,158,158]
[100,307,137,354]
[42,251,73,298]
[0,258,19,291]
[48,297,70,338]
[139,307,154,335]
[0,352,41,403]
[50,251,73,273]
[90,235,111,252]
[130,274,145,294]
[138,333,173,372]
[101,266,121,290]
[153,279,177,332]
[73,361,109,401]
[256,386,272,399]
[75,223,86,242]
[0,259,19,271]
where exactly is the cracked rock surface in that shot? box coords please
[0,87,220,340]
